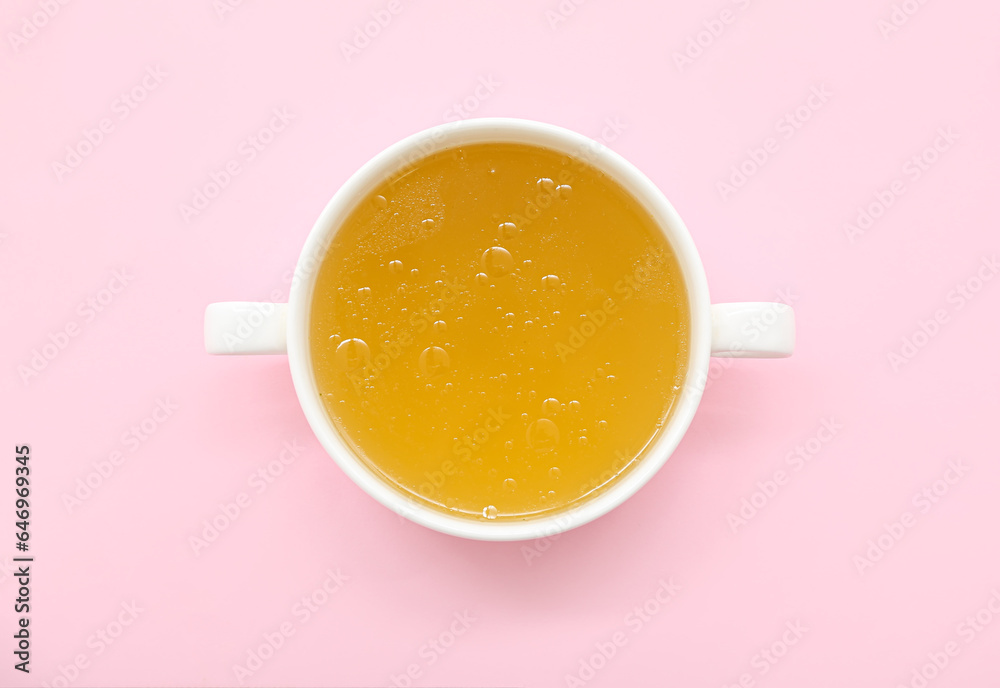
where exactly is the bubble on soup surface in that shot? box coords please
[418,346,450,377]
[527,418,560,452]
[481,247,514,277]
[335,338,370,372]
[498,222,517,239]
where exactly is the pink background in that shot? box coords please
[3,0,1000,686]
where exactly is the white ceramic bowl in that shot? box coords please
[205,118,794,541]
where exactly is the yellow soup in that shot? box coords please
[309,142,689,521]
